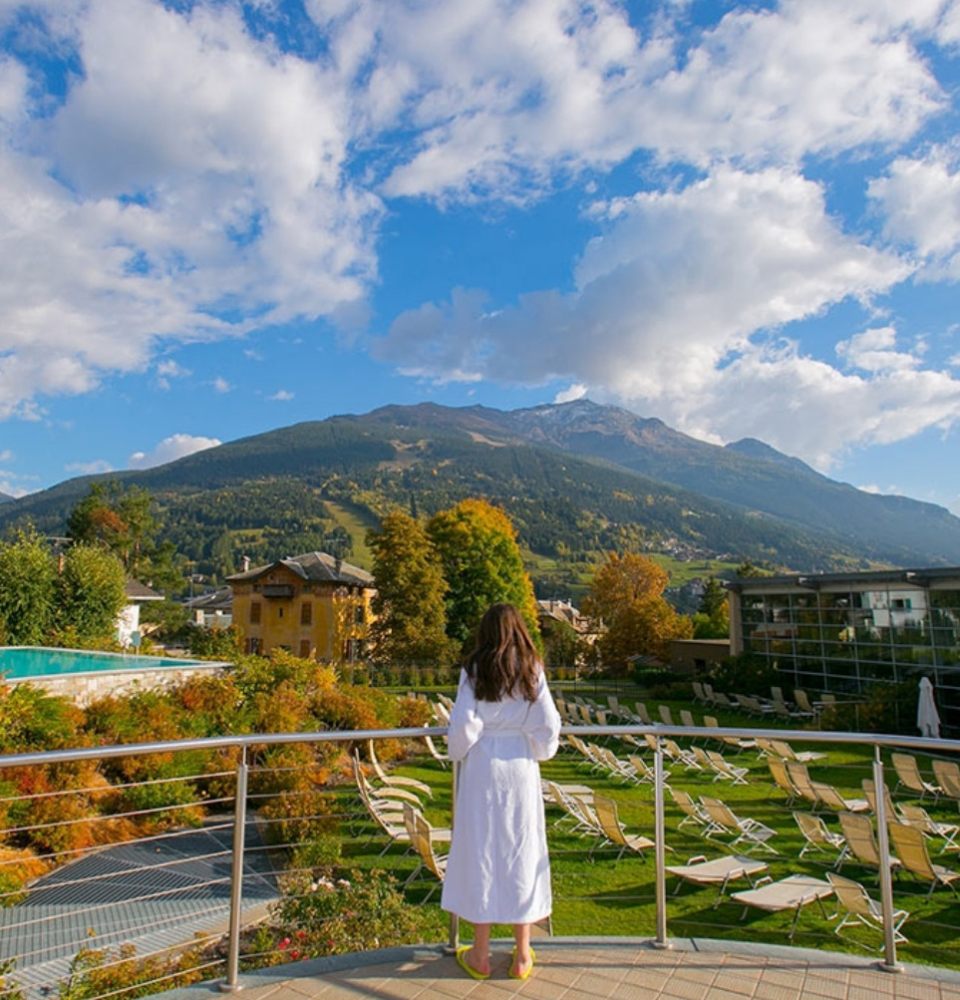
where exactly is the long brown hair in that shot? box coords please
[466,603,540,703]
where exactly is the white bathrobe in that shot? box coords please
[441,667,562,925]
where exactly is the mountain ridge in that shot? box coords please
[1,400,957,576]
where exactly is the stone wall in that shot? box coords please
[10,662,229,706]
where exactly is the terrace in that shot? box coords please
[3,692,960,998]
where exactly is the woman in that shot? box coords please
[441,603,562,981]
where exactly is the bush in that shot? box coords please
[58,941,204,999]
[709,653,781,697]
[273,868,432,958]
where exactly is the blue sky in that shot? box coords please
[1,0,960,518]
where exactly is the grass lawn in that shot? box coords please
[342,695,960,971]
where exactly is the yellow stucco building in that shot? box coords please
[227,551,374,661]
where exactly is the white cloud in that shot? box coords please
[0,0,380,418]
[268,389,295,401]
[375,166,960,469]
[553,383,587,404]
[0,480,28,498]
[836,327,920,373]
[212,376,231,394]
[156,359,190,378]
[869,147,960,278]
[0,449,11,463]
[65,459,114,475]
[127,433,221,469]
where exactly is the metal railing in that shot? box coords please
[0,720,958,996]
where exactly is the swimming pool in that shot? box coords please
[0,646,215,680]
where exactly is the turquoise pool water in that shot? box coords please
[0,647,210,679]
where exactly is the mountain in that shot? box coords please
[1,400,958,588]
[0,492,13,504]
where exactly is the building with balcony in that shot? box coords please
[727,567,960,731]
[227,551,374,660]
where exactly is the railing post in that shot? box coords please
[220,746,249,993]
[446,760,460,953]
[873,746,902,973]
[653,736,670,949]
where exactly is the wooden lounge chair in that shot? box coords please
[402,804,448,901]
[666,853,768,906]
[836,812,896,873]
[731,874,833,940]
[770,739,826,764]
[706,750,749,785]
[898,803,960,853]
[367,740,433,797]
[888,821,960,896]
[891,753,941,801]
[932,760,960,808]
[592,794,656,860]
[663,738,700,770]
[811,781,869,814]
[700,796,778,854]
[794,811,846,862]
[827,872,909,947]
[422,733,449,767]
[861,778,897,821]
[785,762,822,809]
[629,755,668,786]
[544,781,602,840]
[768,757,799,804]
[670,787,710,830]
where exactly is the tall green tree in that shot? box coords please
[367,511,456,666]
[0,530,56,644]
[426,499,540,649]
[56,544,127,641]
[584,551,692,671]
[692,576,730,639]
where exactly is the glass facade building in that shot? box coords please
[727,568,960,734]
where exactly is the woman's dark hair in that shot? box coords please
[466,603,540,703]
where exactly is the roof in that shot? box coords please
[726,566,960,593]
[183,586,233,611]
[124,578,164,601]
[226,551,375,588]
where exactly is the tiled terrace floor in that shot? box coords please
[161,939,960,1000]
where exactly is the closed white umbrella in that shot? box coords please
[917,676,941,739]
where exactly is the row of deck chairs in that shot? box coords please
[666,787,778,854]
[543,780,656,860]
[692,681,837,722]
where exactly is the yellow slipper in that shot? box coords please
[456,945,489,981]
[509,945,536,981]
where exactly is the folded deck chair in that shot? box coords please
[794,811,846,862]
[811,781,869,814]
[700,796,778,854]
[891,753,941,801]
[836,811,896,873]
[592,794,656,860]
[827,872,909,947]
[888,821,960,896]
[367,740,433,797]
[666,853,768,906]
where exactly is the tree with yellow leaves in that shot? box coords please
[584,552,692,672]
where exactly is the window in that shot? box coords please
[354,604,365,625]
[250,602,261,625]
[299,639,311,658]
[278,607,284,619]
[301,602,313,626]
[245,637,262,654]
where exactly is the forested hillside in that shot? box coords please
[3,401,956,595]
